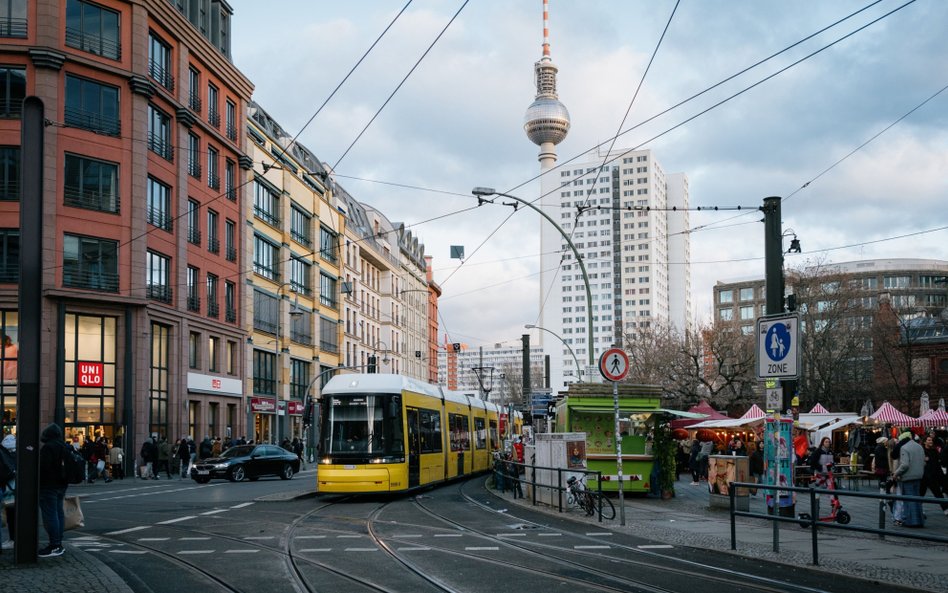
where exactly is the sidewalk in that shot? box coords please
[502,475,948,593]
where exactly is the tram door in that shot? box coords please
[406,408,420,488]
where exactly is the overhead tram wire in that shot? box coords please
[40,1,413,273]
[331,0,469,171]
[783,79,948,202]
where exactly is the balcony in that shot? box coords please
[0,264,16,283]
[188,228,201,246]
[147,132,173,161]
[0,18,27,38]
[146,284,173,303]
[186,295,200,312]
[208,109,220,128]
[188,92,201,113]
[65,28,121,60]
[253,264,279,282]
[225,186,237,202]
[207,301,219,318]
[226,123,237,141]
[290,329,313,346]
[64,186,119,213]
[226,246,237,262]
[208,172,220,190]
[291,230,312,248]
[320,340,339,355]
[65,107,121,137]
[63,269,119,292]
[188,159,201,180]
[253,206,280,228]
[147,206,173,232]
[225,308,237,323]
[290,281,311,297]
[208,237,220,254]
[0,180,18,201]
[148,60,174,91]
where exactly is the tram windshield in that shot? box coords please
[319,393,404,460]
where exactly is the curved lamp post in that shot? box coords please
[526,323,582,382]
[472,187,595,370]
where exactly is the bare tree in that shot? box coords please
[871,295,930,412]
[496,360,545,407]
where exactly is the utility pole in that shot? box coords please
[763,196,794,414]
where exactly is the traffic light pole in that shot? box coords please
[763,196,795,414]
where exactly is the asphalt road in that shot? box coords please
[69,471,923,593]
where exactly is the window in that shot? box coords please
[718,308,733,321]
[65,75,120,136]
[883,276,910,289]
[66,0,120,60]
[226,340,237,375]
[225,99,237,141]
[320,272,337,308]
[147,104,172,160]
[207,83,219,127]
[148,32,173,90]
[187,266,199,311]
[290,308,312,346]
[919,275,945,288]
[187,67,201,111]
[253,179,280,226]
[146,177,172,231]
[64,153,118,212]
[206,273,219,318]
[63,234,118,291]
[320,316,339,354]
[64,314,116,427]
[187,199,200,245]
[739,287,755,301]
[225,219,236,262]
[290,205,311,247]
[290,256,311,295]
[253,235,279,281]
[206,209,219,254]
[290,359,310,399]
[224,159,236,200]
[419,408,442,453]
[225,281,236,323]
[149,322,169,437]
[253,289,277,334]
[146,251,171,302]
[0,146,18,201]
[449,413,470,451]
[0,229,18,282]
[320,226,338,263]
[0,0,27,38]
[188,133,201,178]
[253,349,275,395]
[189,331,200,369]
[718,290,733,304]
[739,305,754,320]
[0,66,24,118]
[207,146,219,189]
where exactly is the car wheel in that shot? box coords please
[194,477,210,484]
[229,465,246,482]
[280,463,294,480]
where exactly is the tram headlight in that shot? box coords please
[368,456,405,464]
[319,457,333,465]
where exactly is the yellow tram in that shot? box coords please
[316,374,505,494]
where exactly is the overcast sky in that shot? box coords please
[229,0,948,351]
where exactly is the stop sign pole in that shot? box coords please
[599,348,629,526]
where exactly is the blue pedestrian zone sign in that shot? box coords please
[756,313,800,379]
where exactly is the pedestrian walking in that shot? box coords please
[198,436,213,460]
[108,440,124,480]
[749,441,764,495]
[0,433,16,551]
[140,436,158,479]
[177,437,192,478]
[893,431,925,528]
[921,435,948,516]
[157,437,172,478]
[38,423,69,557]
[688,440,701,485]
[505,453,523,499]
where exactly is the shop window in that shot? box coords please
[149,322,169,438]
[0,310,18,432]
[63,314,116,428]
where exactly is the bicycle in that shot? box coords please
[566,475,616,520]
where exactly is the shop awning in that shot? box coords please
[690,404,767,429]
[807,403,830,414]
[669,400,728,429]
[866,401,920,427]
[918,408,948,428]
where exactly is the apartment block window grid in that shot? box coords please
[148,31,174,91]
[206,273,219,318]
[188,133,201,179]
[187,67,201,112]
[63,153,118,213]
[225,281,237,323]
[187,266,200,311]
[65,75,120,137]
[290,205,312,247]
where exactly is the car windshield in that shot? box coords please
[320,392,404,456]
[220,445,254,458]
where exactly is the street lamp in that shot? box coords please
[472,187,595,371]
[275,283,302,445]
[369,339,391,373]
[526,323,582,382]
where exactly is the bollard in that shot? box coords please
[809,487,819,566]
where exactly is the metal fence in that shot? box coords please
[491,459,608,522]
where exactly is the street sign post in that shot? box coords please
[756,313,800,380]
[598,347,629,526]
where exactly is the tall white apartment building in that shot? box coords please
[437,343,545,405]
[538,148,692,392]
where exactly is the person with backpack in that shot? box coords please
[140,436,158,480]
[39,423,70,558]
[0,433,16,550]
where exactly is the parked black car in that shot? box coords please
[191,444,300,483]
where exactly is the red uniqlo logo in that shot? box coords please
[78,362,104,386]
[211,379,221,390]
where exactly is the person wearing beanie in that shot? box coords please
[38,423,70,556]
[892,429,925,527]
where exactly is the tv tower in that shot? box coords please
[523,0,570,168]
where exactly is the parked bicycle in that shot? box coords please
[566,475,616,520]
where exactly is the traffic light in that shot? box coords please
[786,294,797,312]
[367,355,377,373]
[452,343,461,353]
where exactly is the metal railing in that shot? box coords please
[65,107,120,137]
[65,28,121,60]
[491,459,609,523]
[64,186,119,213]
[729,481,948,566]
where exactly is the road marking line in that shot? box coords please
[538,533,563,537]
[434,533,462,538]
[138,538,170,542]
[345,547,378,552]
[201,509,229,515]
[299,548,331,553]
[392,534,422,538]
[575,545,611,550]
[110,550,147,555]
[586,532,612,537]
[178,550,214,555]
[243,536,275,540]
[337,535,362,539]
[158,516,196,525]
[638,545,674,549]
[296,535,326,539]
[105,526,150,535]
[225,549,260,554]
[180,537,211,541]
[465,546,499,551]
[398,547,431,551]
[231,502,254,509]
[496,533,526,537]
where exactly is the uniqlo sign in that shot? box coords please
[78,362,104,386]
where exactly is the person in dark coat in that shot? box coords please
[38,423,69,557]
[872,436,891,491]
[177,437,192,479]
[921,434,948,515]
[688,440,701,485]
[749,441,765,496]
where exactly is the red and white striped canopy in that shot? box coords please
[868,401,919,426]
[740,404,766,420]
[808,403,830,414]
[918,408,948,428]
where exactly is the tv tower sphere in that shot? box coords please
[524,95,570,146]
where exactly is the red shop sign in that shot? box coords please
[287,401,303,416]
[78,362,104,387]
[250,397,275,414]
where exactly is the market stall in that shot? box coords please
[688,404,767,451]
